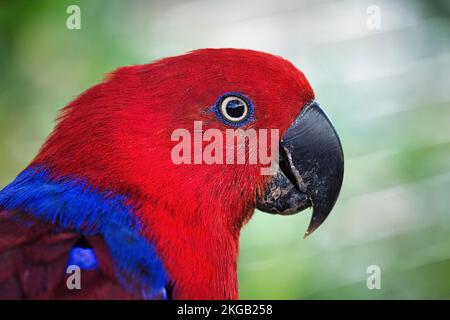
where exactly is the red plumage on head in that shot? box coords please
[32,48,314,299]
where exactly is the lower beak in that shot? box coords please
[256,101,344,237]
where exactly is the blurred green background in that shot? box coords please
[1,0,450,299]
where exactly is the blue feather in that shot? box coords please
[67,247,99,270]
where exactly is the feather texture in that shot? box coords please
[0,166,168,299]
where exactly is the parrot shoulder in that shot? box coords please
[0,166,170,299]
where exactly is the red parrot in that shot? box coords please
[0,49,344,299]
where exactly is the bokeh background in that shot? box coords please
[1,0,450,299]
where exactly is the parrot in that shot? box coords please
[0,48,344,300]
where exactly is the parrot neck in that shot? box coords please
[21,159,252,299]
[141,204,247,299]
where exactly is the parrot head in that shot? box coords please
[31,48,344,299]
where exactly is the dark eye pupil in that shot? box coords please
[226,99,245,118]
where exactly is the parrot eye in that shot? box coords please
[214,93,253,126]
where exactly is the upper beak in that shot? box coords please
[256,100,344,237]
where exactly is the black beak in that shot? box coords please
[256,101,344,237]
